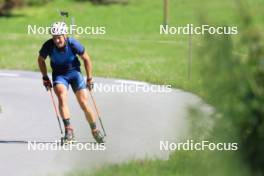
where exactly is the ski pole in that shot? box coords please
[48,88,63,135]
[88,90,107,136]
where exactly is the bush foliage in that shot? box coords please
[197,2,264,175]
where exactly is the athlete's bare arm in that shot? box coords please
[38,55,48,77]
[79,52,92,79]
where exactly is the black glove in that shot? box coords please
[86,77,94,91]
[42,75,52,90]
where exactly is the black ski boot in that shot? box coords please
[63,126,75,144]
[92,129,105,143]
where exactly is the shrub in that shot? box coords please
[197,2,264,175]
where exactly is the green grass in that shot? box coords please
[70,150,248,176]
[2,0,262,91]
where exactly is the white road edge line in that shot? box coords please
[115,80,148,85]
[0,73,20,77]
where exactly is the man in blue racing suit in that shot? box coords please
[37,21,104,143]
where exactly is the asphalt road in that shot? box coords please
[0,70,208,176]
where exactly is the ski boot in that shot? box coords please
[62,126,75,145]
[92,129,105,143]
